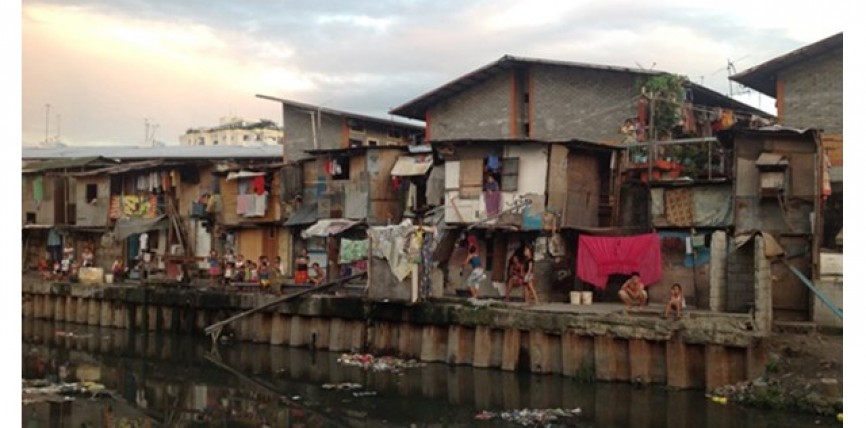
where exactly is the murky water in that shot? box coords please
[22,319,838,427]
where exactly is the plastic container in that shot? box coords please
[570,292,582,305]
[581,291,593,305]
[104,274,114,284]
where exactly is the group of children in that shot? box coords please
[207,250,286,290]
[618,272,685,319]
[39,244,95,282]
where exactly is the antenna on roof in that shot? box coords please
[634,61,656,71]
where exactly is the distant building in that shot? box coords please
[180,116,283,146]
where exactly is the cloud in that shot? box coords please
[21,0,844,145]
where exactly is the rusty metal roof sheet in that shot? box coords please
[390,155,434,176]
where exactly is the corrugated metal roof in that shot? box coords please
[730,33,842,97]
[256,94,424,131]
[70,159,168,177]
[22,156,118,173]
[390,155,434,176]
[390,54,771,121]
[22,144,285,161]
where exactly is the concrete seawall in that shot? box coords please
[22,280,767,391]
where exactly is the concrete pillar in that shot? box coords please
[347,320,366,352]
[271,314,289,346]
[99,301,113,327]
[160,307,173,332]
[420,325,447,363]
[32,295,43,319]
[326,318,344,351]
[709,231,728,312]
[64,296,75,323]
[87,300,100,326]
[472,326,493,368]
[113,304,126,329]
[754,236,773,334]
[446,325,474,365]
[289,316,310,347]
[252,313,271,343]
[529,331,562,374]
[76,298,88,324]
[666,338,705,389]
[594,336,629,381]
[705,345,731,391]
[561,332,595,379]
[746,339,768,380]
[397,323,421,359]
[42,295,52,320]
[53,296,65,322]
[628,339,652,384]
[23,296,33,318]
[147,307,158,331]
[500,328,521,371]
[308,318,330,350]
[649,340,668,384]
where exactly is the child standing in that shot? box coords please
[207,250,220,286]
[504,254,524,302]
[665,283,685,319]
[462,245,484,299]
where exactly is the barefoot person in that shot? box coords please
[462,245,484,299]
[504,254,525,302]
[665,283,684,319]
[619,272,647,311]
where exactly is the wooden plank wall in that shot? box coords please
[565,152,600,228]
[546,145,569,221]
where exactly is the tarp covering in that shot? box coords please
[301,218,362,239]
[227,170,265,181]
[113,215,167,240]
[390,155,434,176]
[284,204,318,227]
[340,239,369,264]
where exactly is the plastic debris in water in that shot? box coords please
[336,353,426,373]
[321,383,362,391]
[474,408,581,426]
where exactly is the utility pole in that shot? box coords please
[44,104,51,145]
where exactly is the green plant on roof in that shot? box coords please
[642,73,686,137]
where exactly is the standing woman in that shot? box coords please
[463,245,484,299]
[207,250,221,286]
[522,245,540,304]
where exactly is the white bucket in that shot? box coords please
[581,291,593,305]
[570,291,582,305]
[104,274,114,284]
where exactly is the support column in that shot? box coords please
[64,296,75,323]
[420,325,447,363]
[446,325,474,365]
[628,339,652,384]
[289,316,310,347]
[529,331,561,374]
[271,314,290,346]
[53,296,65,322]
[594,336,629,381]
[754,236,773,334]
[500,328,521,371]
[561,332,595,379]
[87,299,100,326]
[76,298,88,324]
[709,231,728,312]
[705,345,730,391]
[472,326,493,368]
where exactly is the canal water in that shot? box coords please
[22,319,838,427]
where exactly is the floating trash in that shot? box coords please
[474,408,582,427]
[321,382,362,391]
[352,391,378,398]
[337,354,426,373]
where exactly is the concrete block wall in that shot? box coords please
[753,236,773,334]
[779,47,843,134]
[531,65,638,143]
[725,241,754,313]
[709,231,728,312]
[429,72,513,140]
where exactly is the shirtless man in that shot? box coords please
[619,272,647,311]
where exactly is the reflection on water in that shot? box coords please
[22,319,836,427]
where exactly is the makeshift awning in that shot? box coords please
[113,215,168,240]
[390,155,434,176]
[301,219,363,239]
[284,204,318,227]
[227,170,266,181]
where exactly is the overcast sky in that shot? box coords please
[21,0,845,146]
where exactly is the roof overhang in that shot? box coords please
[730,33,843,97]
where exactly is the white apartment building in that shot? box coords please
[180,116,283,146]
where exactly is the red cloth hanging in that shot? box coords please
[576,233,663,289]
[251,176,266,195]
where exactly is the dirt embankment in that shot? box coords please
[713,332,843,416]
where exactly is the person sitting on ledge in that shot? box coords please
[619,272,647,312]
[665,282,684,320]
